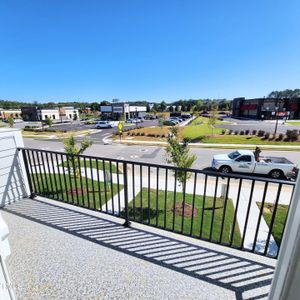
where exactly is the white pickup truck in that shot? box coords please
[211,150,297,179]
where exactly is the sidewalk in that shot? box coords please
[118,139,300,149]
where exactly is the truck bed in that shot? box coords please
[260,156,293,165]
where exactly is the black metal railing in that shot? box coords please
[19,148,296,258]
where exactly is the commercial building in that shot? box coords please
[231,97,300,120]
[100,103,147,120]
[21,107,79,121]
[0,109,22,120]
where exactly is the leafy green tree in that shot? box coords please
[63,135,93,177]
[159,101,167,112]
[165,127,196,199]
[208,110,218,136]
[45,117,53,127]
[8,116,14,128]
[90,102,99,111]
[168,105,174,112]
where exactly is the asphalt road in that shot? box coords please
[23,138,300,170]
[217,118,300,134]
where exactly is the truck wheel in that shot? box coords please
[219,166,232,174]
[269,169,284,179]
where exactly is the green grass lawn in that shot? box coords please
[124,188,241,246]
[183,125,222,141]
[60,158,120,173]
[286,121,300,126]
[257,202,289,246]
[32,173,122,210]
[201,135,300,145]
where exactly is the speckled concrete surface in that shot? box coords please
[1,198,275,300]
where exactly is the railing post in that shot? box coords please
[21,149,35,199]
[123,162,131,227]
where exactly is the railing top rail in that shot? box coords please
[18,147,296,186]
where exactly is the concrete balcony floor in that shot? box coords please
[1,198,276,300]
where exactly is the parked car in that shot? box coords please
[163,120,177,126]
[211,150,298,179]
[169,117,183,122]
[95,121,112,129]
[144,115,155,120]
[181,114,192,119]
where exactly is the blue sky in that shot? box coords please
[0,0,299,103]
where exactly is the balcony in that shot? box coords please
[0,130,296,299]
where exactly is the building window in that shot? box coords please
[53,115,56,119]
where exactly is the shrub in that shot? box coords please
[234,130,239,135]
[263,132,270,140]
[228,130,233,135]
[136,132,141,136]
[257,130,265,137]
[277,133,284,141]
[140,132,145,136]
[239,130,245,135]
[252,130,257,135]
[156,134,160,138]
[221,129,226,135]
[161,134,165,138]
[286,130,299,141]
[245,129,250,135]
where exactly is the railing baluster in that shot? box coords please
[209,176,219,240]
[27,150,38,196]
[190,172,197,236]
[31,150,40,195]
[45,152,54,198]
[164,169,168,229]
[116,162,120,215]
[156,167,159,227]
[229,178,242,247]
[219,177,230,244]
[21,149,34,198]
[90,158,96,210]
[84,157,90,208]
[39,151,49,194]
[264,183,282,256]
[109,161,114,214]
[172,170,177,231]
[96,158,102,211]
[67,155,74,204]
[49,152,58,200]
[132,163,135,221]
[276,185,295,258]
[252,182,269,252]
[200,174,208,238]
[55,153,64,201]
[140,165,143,223]
[181,171,187,234]
[148,166,151,225]
[241,180,255,249]
[123,162,130,227]
[59,153,68,202]
[102,160,108,212]
[36,151,46,195]
[72,156,79,205]
[77,156,85,206]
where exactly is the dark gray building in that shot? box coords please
[231,97,300,120]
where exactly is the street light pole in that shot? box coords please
[274,100,282,135]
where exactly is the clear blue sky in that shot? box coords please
[0,0,299,103]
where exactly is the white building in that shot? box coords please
[100,103,146,120]
[37,109,60,121]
